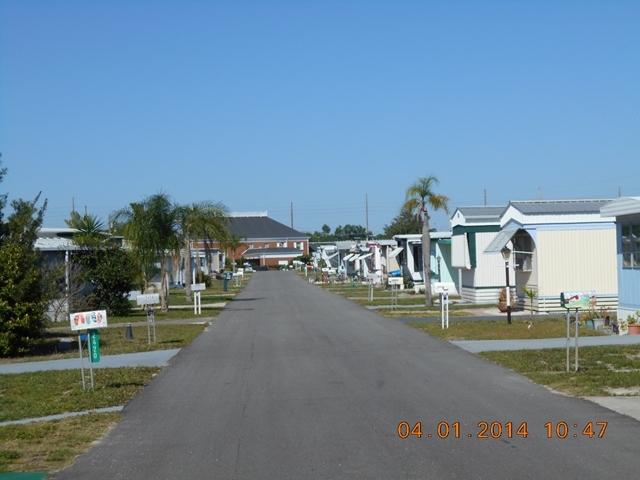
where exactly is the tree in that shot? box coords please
[111,193,180,312]
[63,208,137,316]
[403,175,449,307]
[65,211,108,247]
[303,223,371,242]
[521,286,538,325]
[177,201,228,302]
[0,160,52,355]
[342,224,369,240]
[73,245,138,316]
[382,207,422,238]
[221,234,246,274]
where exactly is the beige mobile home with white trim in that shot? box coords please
[485,199,618,313]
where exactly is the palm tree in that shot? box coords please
[177,201,229,302]
[111,193,180,312]
[65,210,108,247]
[521,286,538,325]
[403,175,449,307]
[222,234,247,273]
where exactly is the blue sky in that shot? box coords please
[1,0,639,234]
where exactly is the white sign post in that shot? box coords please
[388,277,402,310]
[69,310,108,390]
[192,283,206,315]
[137,294,160,344]
[434,283,449,329]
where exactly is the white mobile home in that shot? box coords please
[451,206,508,303]
[393,233,457,294]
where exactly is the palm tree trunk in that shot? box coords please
[184,238,192,303]
[195,242,202,279]
[423,216,433,307]
[160,261,169,312]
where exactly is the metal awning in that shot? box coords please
[388,247,404,258]
[484,228,519,254]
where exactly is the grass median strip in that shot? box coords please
[0,366,160,473]
[0,367,160,423]
[1,323,206,364]
[408,317,640,398]
[0,412,121,474]
[107,307,223,324]
[408,318,608,341]
[480,345,640,397]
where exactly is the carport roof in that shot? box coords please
[600,197,640,218]
[484,228,520,254]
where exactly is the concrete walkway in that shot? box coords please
[0,349,180,374]
[451,334,640,353]
[0,406,124,427]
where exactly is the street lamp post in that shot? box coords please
[501,246,512,325]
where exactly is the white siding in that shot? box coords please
[451,235,470,269]
[536,229,617,298]
[461,286,515,304]
[474,232,515,287]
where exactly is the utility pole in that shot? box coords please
[365,194,369,240]
[290,202,294,229]
[484,189,487,206]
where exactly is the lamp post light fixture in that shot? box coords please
[501,245,512,325]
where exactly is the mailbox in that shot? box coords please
[560,291,596,309]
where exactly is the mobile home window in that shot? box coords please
[513,233,533,271]
[621,223,640,269]
[413,245,423,273]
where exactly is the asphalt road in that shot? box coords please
[52,271,640,479]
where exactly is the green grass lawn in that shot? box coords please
[0,412,121,474]
[106,306,223,324]
[0,366,161,473]
[1,323,206,364]
[0,367,160,422]
[408,318,608,341]
[480,345,640,397]
[406,317,640,398]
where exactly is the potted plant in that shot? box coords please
[582,307,599,329]
[497,287,516,313]
[628,312,640,335]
